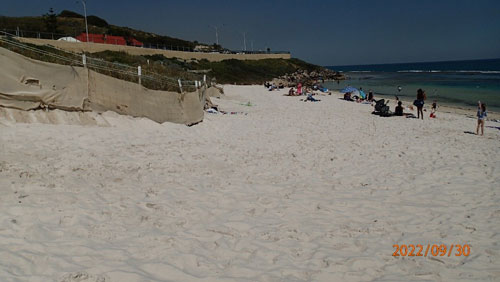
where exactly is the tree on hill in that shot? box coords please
[43,8,58,33]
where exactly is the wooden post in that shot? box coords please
[178,79,183,93]
[138,66,142,85]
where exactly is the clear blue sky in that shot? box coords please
[2,0,500,65]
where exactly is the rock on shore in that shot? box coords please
[271,68,345,87]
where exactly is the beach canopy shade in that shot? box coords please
[57,37,81,42]
[340,86,358,93]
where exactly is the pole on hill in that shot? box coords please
[243,32,247,51]
[215,26,219,46]
[78,0,89,43]
[210,24,225,47]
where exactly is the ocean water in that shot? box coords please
[325,59,500,112]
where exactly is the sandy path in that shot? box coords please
[1,85,499,281]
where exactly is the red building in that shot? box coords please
[76,33,143,47]
[129,38,144,47]
[105,35,127,45]
[76,33,105,44]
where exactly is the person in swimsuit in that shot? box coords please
[414,88,426,120]
[476,102,487,136]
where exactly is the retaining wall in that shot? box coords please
[18,38,291,62]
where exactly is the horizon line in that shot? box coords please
[325,57,500,68]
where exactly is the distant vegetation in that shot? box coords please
[193,58,324,84]
[42,8,58,33]
[88,50,321,85]
[58,10,84,19]
[86,15,109,28]
[0,9,197,49]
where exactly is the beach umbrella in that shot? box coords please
[350,89,360,96]
[340,86,358,93]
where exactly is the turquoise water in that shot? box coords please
[325,59,500,112]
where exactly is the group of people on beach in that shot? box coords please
[266,80,489,136]
[264,82,284,91]
[411,88,487,135]
[343,87,374,102]
[349,86,489,136]
[269,82,323,102]
[340,86,435,119]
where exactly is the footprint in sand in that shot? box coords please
[59,272,107,282]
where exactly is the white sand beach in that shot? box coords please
[1,85,499,281]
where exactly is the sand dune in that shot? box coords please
[0,85,499,281]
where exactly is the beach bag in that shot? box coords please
[413,99,423,107]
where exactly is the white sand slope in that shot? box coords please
[0,85,499,281]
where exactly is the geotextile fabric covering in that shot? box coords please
[88,71,205,125]
[206,86,223,98]
[0,47,205,125]
[0,47,89,111]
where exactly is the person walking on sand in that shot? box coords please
[476,102,487,136]
[413,88,426,120]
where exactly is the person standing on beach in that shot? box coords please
[476,102,487,135]
[414,88,426,119]
[368,90,374,101]
[297,83,303,95]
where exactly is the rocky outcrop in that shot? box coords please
[270,68,345,87]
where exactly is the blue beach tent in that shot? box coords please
[340,86,358,93]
